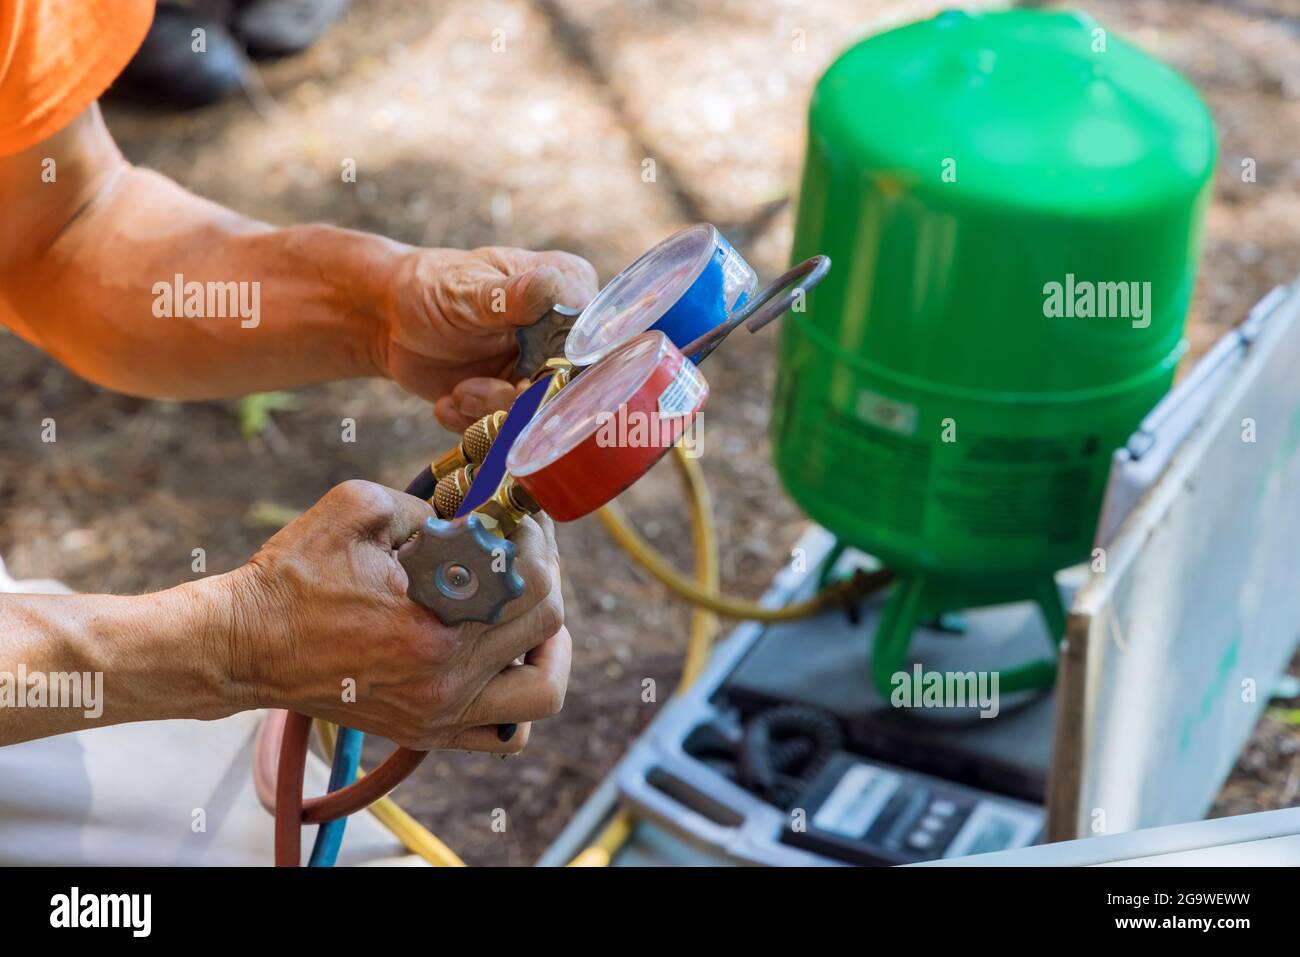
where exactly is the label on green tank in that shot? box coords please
[855,389,918,436]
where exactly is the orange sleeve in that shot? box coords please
[0,0,154,156]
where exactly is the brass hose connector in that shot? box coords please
[462,410,506,464]
[431,411,507,480]
[433,464,476,518]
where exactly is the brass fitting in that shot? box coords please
[473,476,542,538]
[537,359,572,398]
[433,464,476,519]
[431,410,508,480]
[530,356,572,387]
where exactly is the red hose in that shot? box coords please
[262,709,429,866]
[300,747,427,824]
[254,709,287,814]
[274,711,312,866]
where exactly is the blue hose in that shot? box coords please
[308,725,364,867]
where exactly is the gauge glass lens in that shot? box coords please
[509,332,672,476]
[564,224,717,366]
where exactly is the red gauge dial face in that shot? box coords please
[508,331,709,521]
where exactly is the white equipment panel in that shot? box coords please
[1049,282,1300,839]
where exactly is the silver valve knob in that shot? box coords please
[398,514,525,625]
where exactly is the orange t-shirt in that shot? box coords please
[0,0,153,156]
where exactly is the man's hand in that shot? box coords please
[221,480,569,753]
[381,246,598,432]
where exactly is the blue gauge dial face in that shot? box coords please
[564,224,717,367]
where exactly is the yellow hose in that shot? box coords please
[669,447,720,686]
[565,812,636,868]
[569,448,894,865]
[568,445,721,866]
[597,503,887,623]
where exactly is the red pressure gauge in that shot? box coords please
[506,331,708,521]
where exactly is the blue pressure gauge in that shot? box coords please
[564,223,757,366]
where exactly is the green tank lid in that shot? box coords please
[812,8,1215,216]
[788,8,1216,397]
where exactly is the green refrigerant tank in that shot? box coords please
[773,9,1216,694]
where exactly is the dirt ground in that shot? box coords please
[2,0,1299,864]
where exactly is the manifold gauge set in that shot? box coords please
[398,223,830,626]
[271,225,830,867]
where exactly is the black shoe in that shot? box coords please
[232,0,351,60]
[117,2,245,109]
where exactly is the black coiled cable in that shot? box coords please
[737,703,843,809]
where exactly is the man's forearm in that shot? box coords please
[0,106,409,399]
[0,577,245,745]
